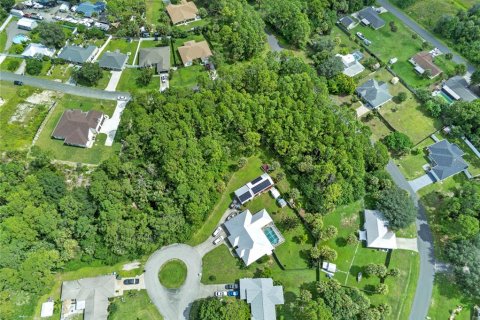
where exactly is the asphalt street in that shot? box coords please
[0,72,130,100]
[386,160,435,320]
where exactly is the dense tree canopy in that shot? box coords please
[73,63,104,86]
[376,185,416,230]
[441,99,480,147]
[192,297,250,320]
[35,23,67,49]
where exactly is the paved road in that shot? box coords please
[0,72,130,100]
[386,160,435,320]
[378,0,476,74]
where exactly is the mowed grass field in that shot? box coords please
[117,67,160,92]
[158,259,188,289]
[109,290,163,320]
[145,0,165,25]
[34,94,120,164]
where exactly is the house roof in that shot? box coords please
[339,16,355,28]
[166,2,198,24]
[58,45,97,63]
[356,79,392,108]
[427,139,468,180]
[223,209,276,266]
[336,53,365,77]
[22,43,55,57]
[76,1,105,17]
[52,109,104,147]
[443,76,478,102]
[358,7,385,29]
[364,209,397,249]
[98,51,128,69]
[41,301,54,317]
[178,40,212,65]
[138,46,171,71]
[61,275,116,320]
[234,173,274,204]
[239,278,284,320]
[411,51,442,78]
[17,18,37,28]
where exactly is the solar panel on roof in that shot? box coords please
[251,179,272,195]
[250,176,263,185]
[238,191,252,203]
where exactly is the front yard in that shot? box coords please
[109,290,163,320]
[117,67,160,92]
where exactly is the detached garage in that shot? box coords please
[17,18,38,31]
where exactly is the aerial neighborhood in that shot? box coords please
[0,0,479,319]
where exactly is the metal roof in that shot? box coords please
[358,7,385,29]
[427,139,468,180]
[356,79,392,108]
[239,278,284,320]
[364,209,397,249]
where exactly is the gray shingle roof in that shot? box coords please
[239,278,284,320]
[339,16,355,28]
[98,51,128,70]
[58,45,97,64]
[356,79,392,108]
[443,76,478,102]
[138,47,170,73]
[358,7,385,29]
[427,139,469,180]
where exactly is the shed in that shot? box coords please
[269,187,280,199]
[389,57,397,64]
[40,301,54,318]
[277,198,287,208]
[17,18,38,31]
[322,261,337,273]
[391,77,399,85]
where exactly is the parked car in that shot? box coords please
[161,75,168,83]
[227,291,239,297]
[31,14,44,20]
[363,39,371,46]
[213,235,224,245]
[212,226,222,237]
[226,212,237,221]
[117,96,127,101]
[14,80,23,86]
[356,32,365,40]
[214,290,228,297]
[123,278,140,285]
[225,283,238,289]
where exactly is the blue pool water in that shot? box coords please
[439,91,454,105]
[12,34,29,44]
[264,227,280,245]
[352,51,364,61]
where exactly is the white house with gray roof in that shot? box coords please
[427,139,469,181]
[336,53,365,77]
[356,79,392,109]
[338,16,357,29]
[234,173,274,205]
[239,278,284,320]
[58,45,98,64]
[362,209,397,249]
[358,7,385,29]
[442,76,478,102]
[98,51,128,70]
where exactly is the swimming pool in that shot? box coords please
[439,91,454,105]
[264,227,280,245]
[352,51,364,61]
[12,34,29,44]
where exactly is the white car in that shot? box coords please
[214,290,227,297]
[161,75,167,83]
[356,32,365,40]
[212,226,222,237]
[117,96,128,101]
[213,235,224,245]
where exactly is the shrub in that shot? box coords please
[6,59,20,71]
[445,53,453,60]
[26,59,43,75]
[397,92,407,102]
[346,233,358,245]
[375,283,389,295]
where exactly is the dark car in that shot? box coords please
[225,283,238,289]
[14,80,23,86]
[123,278,140,285]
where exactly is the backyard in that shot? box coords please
[99,38,139,64]
[109,290,163,320]
[170,65,204,89]
[145,0,165,25]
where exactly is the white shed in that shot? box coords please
[40,301,54,318]
[17,18,38,31]
[270,187,280,199]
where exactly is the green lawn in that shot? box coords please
[395,138,434,180]
[145,0,165,25]
[117,67,160,93]
[92,70,112,90]
[364,114,393,142]
[158,259,187,289]
[176,18,209,31]
[170,65,204,89]
[109,290,163,320]
[0,57,23,71]
[99,39,139,64]
[0,82,49,151]
[0,30,7,52]
[41,64,73,82]
[34,94,120,164]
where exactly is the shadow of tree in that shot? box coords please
[335,237,347,247]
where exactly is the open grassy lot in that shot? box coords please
[109,290,163,320]
[146,0,165,25]
[170,64,204,89]
[428,273,478,320]
[41,64,73,82]
[99,38,139,64]
[34,94,119,164]
[395,138,434,180]
[363,114,393,142]
[0,30,7,52]
[159,259,187,289]
[117,67,160,92]
[0,82,49,151]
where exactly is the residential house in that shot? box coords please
[17,18,38,31]
[98,51,128,70]
[409,51,442,78]
[356,79,392,109]
[22,43,55,58]
[362,209,397,249]
[239,278,284,320]
[76,1,106,17]
[338,16,356,30]
[138,46,171,73]
[58,45,98,64]
[427,139,469,181]
[52,109,105,148]
[178,40,212,67]
[234,173,274,205]
[358,7,385,29]
[336,53,365,77]
[166,1,198,25]
[223,209,284,266]
[60,275,116,320]
[442,76,478,102]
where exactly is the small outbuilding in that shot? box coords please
[391,77,399,85]
[269,187,280,199]
[338,16,356,30]
[277,198,287,208]
[40,301,54,318]
[322,261,337,273]
[17,18,38,31]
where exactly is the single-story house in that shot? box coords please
[336,53,365,77]
[40,301,54,318]
[442,76,478,102]
[234,173,274,205]
[223,209,284,266]
[166,1,198,25]
[338,16,356,30]
[98,51,128,70]
[178,40,212,67]
[58,45,98,64]
[52,109,105,148]
[409,51,442,78]
[362,209,397,249]
[358,7,385,29]
[427,139,469,181]
[22,43,55,58]
[138,46,171,73]
[17,18,38,31]
[61,275,116,320]
[239,278,284,320]
[76,1,106,17]
[356,79,392,109]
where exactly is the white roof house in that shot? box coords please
[17,18,38,30]
[239,278,284,320]
[223,209,283,266]
[364,209,397,249]
[40,301,54,318]
[336,53,365,77]
[22,43,55,58]
[234,173,274,205]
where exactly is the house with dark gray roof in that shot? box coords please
[138,47,170,73]
[358,7,385,29]
[338,16,356,30]
[442,76,478,102]
[76,1,106,17]
[234,173,274,205]
[356,79,392,109]
[98,51,128,70]
[58,45,98,64]
[52,109,105,148]
[239,278,284,320]
[427,139,469,181]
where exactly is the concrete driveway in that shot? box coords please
[100,100,127,146]
[396,238,418,252]
[105,70,122,92]
[408,173,435,192]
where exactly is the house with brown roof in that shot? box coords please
[52,109,105,148]
[166,1,198,25]
[409,51,442,79]
[178,40,212,67]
